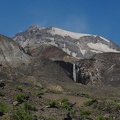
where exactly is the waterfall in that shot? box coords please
[73,64,76,82]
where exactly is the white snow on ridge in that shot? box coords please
[100,36,110,43]
[90,49,103,53]
[48,27,91,39]
[87,43,119,52]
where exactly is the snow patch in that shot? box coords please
[48,27,91,39]
[79,47,86,55]
[72,52,77,57]
[90,49,102,53]
[87,43,119,52]
[49,42,58,47]
[78,42,86,55]
[62,47,77,57]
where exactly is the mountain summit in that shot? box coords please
[13,25,120,59]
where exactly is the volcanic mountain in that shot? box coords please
[13,25,120,59]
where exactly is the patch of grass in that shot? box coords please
[36,91,45,98]
[10,106,33,120]
[97,115,104,120]
[0,91,4,97]
[23,102,37,111]
[79,108,91,118]
[60,98,72,110]
[84,99,95,106]
[15,93,27,102]
[94,101,115,112]
[16,85,23,92]
[114,102,120,111]
[69,109,76,118]
[81,93,90,98]
[46,100,58,108]
[0,102,7,115]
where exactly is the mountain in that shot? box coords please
[12,26,120,87]
[13,25,120,59]
[0,34,72,84]
[1,33,120,119]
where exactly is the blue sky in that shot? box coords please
[0,0,120,45]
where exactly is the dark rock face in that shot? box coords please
[73,53,120,87]
[53,53,120,87]
[13,26,120,59]
[54,61,73,80]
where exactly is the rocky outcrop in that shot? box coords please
[73,53,120,87]
[24,44,77,63]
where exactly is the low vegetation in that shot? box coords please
[0,81,120,120]
[0,102,7,115]
[15,85,23,92]
[15,93,27,103]
[10,106,33,120]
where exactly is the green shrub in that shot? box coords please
[47,100,58,108]
[36,91,44,98]
[37,91,44,96]
[114,102,120,111]
[0,91,4,97]
[23,102,37,111]
[79,108,91,117]
[81,93,90,98]
[84,99,94,106]
[15,93,27,102]
[16,85,23,92]
[97,115,104,120]
[60,98,72,110]
[0,102,7,114]
[10,106,32,120]
[69,109,76,117]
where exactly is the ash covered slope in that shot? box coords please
[13,25,120,59]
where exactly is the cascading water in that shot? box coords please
[73,64,76,82]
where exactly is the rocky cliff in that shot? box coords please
[73,53,120,87]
